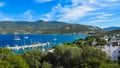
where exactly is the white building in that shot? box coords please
[101,45,120,61]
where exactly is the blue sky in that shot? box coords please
[0,0,120,28]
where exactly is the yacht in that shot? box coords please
[14,32,20,40]
[24,36,28,39]
[53,34,57,41]
[14,35,20,40]
[24,33,28,39]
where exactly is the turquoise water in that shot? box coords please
[0,34,87,53]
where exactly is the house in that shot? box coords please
[101,45,120,61]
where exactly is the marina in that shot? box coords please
[6,42,51,50]
[0,34,87,53]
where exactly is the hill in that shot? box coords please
[0,20,102,34]
[94,29,120,37]
[103,27,120,31]
[57,24,102,34]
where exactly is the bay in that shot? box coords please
[0,34,87,53]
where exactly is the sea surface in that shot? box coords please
[0,34,87,53]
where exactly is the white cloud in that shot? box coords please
[89,0,96,4]
[40,4,62,21]
[93,0,120,7]
[24,10,33,21]
[24,10,32,15]
[40,0,120,24]
[84,14,118,24]
[105,0,119,2]
[82,12,115,25]
[35,0,52,3]
[39,11,54,21]
[41,3,97,22]
[40,14,52,21]
[60,5,96,21]
[2,18,14,21]
[83,17,110,24]
[0,13,14,21]
[95,13,114,19]
[88,19,105,24]
[71,0,86,6]
[0,2,5,7]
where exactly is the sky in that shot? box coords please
[0,0,120,28]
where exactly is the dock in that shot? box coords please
[6,42,51,50]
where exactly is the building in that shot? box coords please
[101,45,120,61]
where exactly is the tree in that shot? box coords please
[22,50,44,68]
[0,48,29,68]
[73,39,85,47]
[45,44,113,68]
[99,63,119,68]
[0,48,11,55]
[42,62,52,68]
[80,46,108,68]
[61,47,82,68]
[0,60,11,68]
[96,39,107,46]
[85,36,95,46]
[7,54,29,68]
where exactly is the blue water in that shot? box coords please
[0,34,87,53]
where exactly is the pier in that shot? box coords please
[6,42,51,50]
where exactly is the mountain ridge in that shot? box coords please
[0,20,102,34]
[103,27,120,31]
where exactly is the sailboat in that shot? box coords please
[23,33,29,46]
[54,38,57,41]
[53,34,57,41]
[15,44,19,50]
[14,32,20,40]
[14,36,20,40]
[24,36,28,39]
[14,32,18,34]
[24,33,28,39]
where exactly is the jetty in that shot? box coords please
[6,42,51,50]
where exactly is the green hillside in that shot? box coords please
[94,29,120,37]
[0,20,102,34]
[58,24,102,34]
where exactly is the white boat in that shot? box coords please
[53,34,57,41]
[14,32,20,40]
[24,36,28,39]
[24,33,29,39]
[54,38,57,41]
[14,36,21,40]
[14,32,18,34]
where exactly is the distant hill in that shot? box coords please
[103,27,120,31]
[0,20,102,34]
[57,24,102,34]
[94,28,120,37]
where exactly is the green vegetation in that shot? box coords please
[0,48,29,68]
[0,36,119,68]
[94,29,120,37]
[22,50,44,68]
[0,20,102,34]
[74,36,107,47]
[58,24,102,34]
